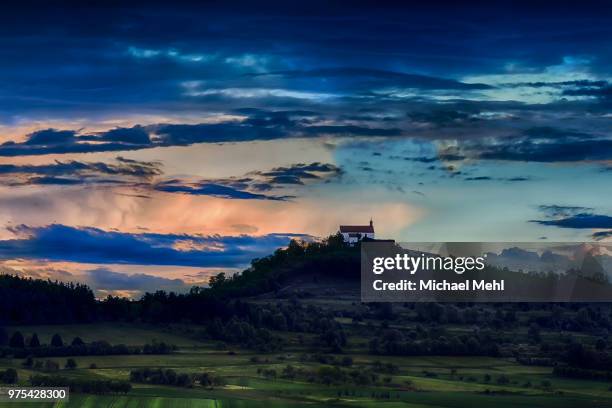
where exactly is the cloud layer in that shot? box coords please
[0,224,309,268]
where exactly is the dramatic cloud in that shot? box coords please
[154,162,341,200]
[253,162,342,186]
[0,127,157,156]
[0,224,309,268]
[407,110,481,128]
[531,213,612,229]
[0,112,402,157]
[537,205,595,218]
[155,181,290,201]
[530,204,612,231]
[0,157,162,186]
[464,176,531,182]
[249,68,492,91]
[441,127,612,163]
[593,230,612,241]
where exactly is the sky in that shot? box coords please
[0,1,611,296]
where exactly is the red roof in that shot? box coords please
[339,225,374,233]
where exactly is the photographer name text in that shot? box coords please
[373,279,504,292]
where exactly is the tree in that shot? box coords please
[29,333,41,348]
[51,333,63,347]
[71,337,85,346]
[44,360,59,372]
[208,273,226,289]
[9,331,25,348]
[596,338,606,351]
[0,327,8,346]
[1,368,18,384]
[65,358,77,369]
[176,373,193,387]
[528,323,541,343]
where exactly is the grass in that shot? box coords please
[2,323,612,407]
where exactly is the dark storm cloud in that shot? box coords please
[0,127,158,156]
[453,174,531,181]
[537,204,595,218]
[530,205,612,231]
[26,176,84,186]
[0,157,162,186]
[301,125,401,137]
[254,162,342,185]
[562,81,612,100]
[85,126,151,145]
[154,181,290,201]
[531,213,612,229]
[25,129,76,145]
[477,139,612,162]
[0,224,309,267]
[592,230,612,241]
[450,127,612,163]
[249,68,492,91]
[506,80,609,88]
[407,110,481,128]
[153,162,341,200]
[0,110,401,157]
[0,157,161,178]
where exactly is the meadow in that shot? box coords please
[2,314,612,408]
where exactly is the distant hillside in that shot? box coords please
[0,234,359,325]
[207,233,361,297]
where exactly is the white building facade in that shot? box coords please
[339,220,375,245]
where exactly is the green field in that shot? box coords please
[2,323,612,408]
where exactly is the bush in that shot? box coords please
[44,360,59,372]
[341,356,353,366]
[496,375,510,385]
[71,337,85,346]
[554,366,612,381]
[51,334,63,347]
[65,358,77,369]
[9,332,25,348]
[0,328,8,346]
[198,372,227,388]
[130,368,195,388]
[1,368,18,384]
[29,333,41,348]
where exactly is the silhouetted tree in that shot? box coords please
[65,358,77,369]
[71,337,85,346]
[9,331,25,348]
[0,327,8,346]
[51,334,63,347]
[1,368,18,384]
[29,333,40,348]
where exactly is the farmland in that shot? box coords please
[2,308,612,408]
